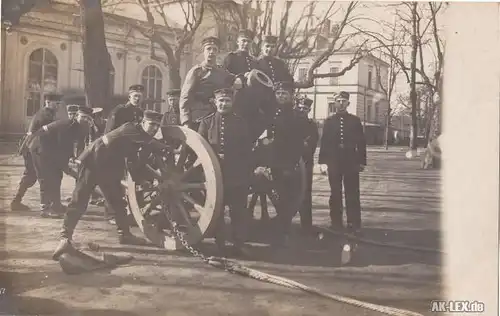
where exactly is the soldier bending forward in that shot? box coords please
[52,111,167,260]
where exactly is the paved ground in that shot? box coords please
[0,143,442,316]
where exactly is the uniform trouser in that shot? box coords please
[60,162,130,240]
[30,149,64,210]
[299,161,314,229]
[327,166,361,228]
[12,151,37,202]
[273,169,301,236]
[215,185,250,247]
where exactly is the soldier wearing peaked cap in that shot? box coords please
[25,106,93,218]
[223,29,257,76]
[294,96,319,233]
[105,84,145,133]
[256,35,294,85]
[161,89,181,126]
[11,93,63,211]
[179,36,236,130]
[52,110,169,260]
[198,87,260,257]
[318,91,366,234]
[67,105,79,121]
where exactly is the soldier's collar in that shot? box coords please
[201,61,219,69]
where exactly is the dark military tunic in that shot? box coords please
[223,50,257,76]
[161,103,180,126]
[318,112,366,229]
[198,112,254,188]
[104,102,144,133]
[28,119,84,210]
[61,122,168,240]
[256,56,294,85]
[179,63,235,125]
[28,106,57,134]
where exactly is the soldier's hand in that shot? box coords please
[359,165,365,172]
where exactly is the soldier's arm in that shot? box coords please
[318,118,333,164]
[355,117,367,165]
[197,118,209,140]
[223,53,234,74]
[104,105,121,133]
[306,121,320,158]
[179,66,200,125]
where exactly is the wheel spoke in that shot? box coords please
[178,181,207,191]
[181,192,209,222]
[180,159,202,180]
[174,201,194,227]
[145,164,163,179]
[176,143,189,169]
[142,194,163,217]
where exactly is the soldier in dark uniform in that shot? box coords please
[223,29,256,76]
[105,84,145,133]
[255,81,308,246]
[11,93,62,211]
[52,110,168,260]
[318,91,367,234]
[161,89,180,126]
[179,36,236,130]
[27,106,93,218]
[198,87,256,257]
[67,104,79,121]
[294,96,319,234]
[256,35,294,85]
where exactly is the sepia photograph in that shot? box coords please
[0,0,497,315]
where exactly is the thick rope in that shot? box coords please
[207,257,424,316]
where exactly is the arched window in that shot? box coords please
[26,48,58,117]
[141,65,163,112]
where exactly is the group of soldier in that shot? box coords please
[10,29,367,260]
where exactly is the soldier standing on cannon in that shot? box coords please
[295,96,319,234]
[26,106,93,218]
[52,110,168,260]
[256,35,294,86]
[179,36,236,130]
[318,91,366,234]
[11,93,62,211]
[161,89,181,126]
[223,29,256,76]
[198,87,256,257]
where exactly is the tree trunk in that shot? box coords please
[81,0,113,110]
[384,107,391,150]
[167,59,182,90]
[409,2,418,151]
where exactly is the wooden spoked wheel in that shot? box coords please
[248,158,308,220]
[126,125,223,248]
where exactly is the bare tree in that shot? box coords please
[109,0,205,89]
[209,1,372,88]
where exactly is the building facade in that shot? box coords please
[0,2,193,136]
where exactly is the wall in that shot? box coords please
[0,3,187,135]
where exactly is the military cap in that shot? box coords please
[237,29,255,40]
[128,84,145,93]
[78,106,93,116]
[143,110,163,124]
[201,36,221,48]
[66,105,79,113]
[214,88,234,99]
[336,91,350,100]
[298,97,313,108]
[273,81,294,92]
[45,93,63,102]
[263,35,278,44]
[166,89,181,97]
[92,107,104,115]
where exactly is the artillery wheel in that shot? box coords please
[248,158,308,220]
[126,125,223,249]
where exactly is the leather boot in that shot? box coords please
[11,184,31,211]
[52,238,73,261]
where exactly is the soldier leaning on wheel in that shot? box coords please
[294,96,319,235]
[318,91,366,235]
[25,106,93,218]
[52,110,169,260]
[254,81,309,247]
[198,87,259,258]
[179,36,238,131]
[11,93,62,211]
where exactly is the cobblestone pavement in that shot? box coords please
[0,144,441,316]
